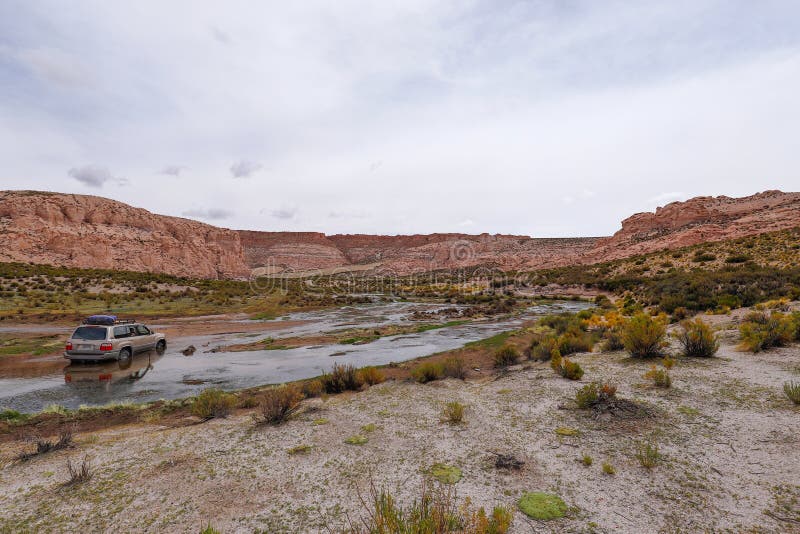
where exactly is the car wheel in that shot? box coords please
[156,340,166,354]
[118,347,132,362]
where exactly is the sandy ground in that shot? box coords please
[1,315,799,533]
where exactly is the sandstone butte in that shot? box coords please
[1,189,798,279]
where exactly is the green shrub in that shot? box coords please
[493,345,519,368]
[635,442,660,468]
[443,356,467,379]
[321,363,364,393]
[784,381,800,405]
[191,388,237,419]
[557,331,595,355]
[675,318,719,357]
[517,492,567,520]
[301,379,324,398]
[602,462,616,475]
[555,358,584,380]
[442,401,465,424]
[412,362,445,383]
[575,382,616,408]
[622,314,666,358]
[738,311,794,352]
[600,328,624,351]
[256,385,303,425]
[581,454,593,466]
[643,366,671,388]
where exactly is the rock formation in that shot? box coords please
[1,189,798,279]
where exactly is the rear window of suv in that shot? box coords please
[72,327,108,341]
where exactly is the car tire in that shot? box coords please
[118,347,132,362]
[155,340,166,354]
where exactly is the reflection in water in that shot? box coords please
[62,347,164,402]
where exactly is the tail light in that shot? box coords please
[66,342,73,351]
[98,373,112,381]
[64,374,72,383]
[99,343,113,351]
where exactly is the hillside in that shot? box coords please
[1,190,798,279]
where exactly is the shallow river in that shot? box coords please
[0,300,587,413]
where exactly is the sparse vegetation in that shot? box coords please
[739,311,795,352]
[783,381,800,405]
[321,363,364,393]
[493,345,519,368]
[64,455,93,486]
[442,356,467,379]
[191,388,237,420]
[442,401,465,425]
[581,454,593,466]
[622,313,666,358]
[358,366,385,386]
[256,385,303,425]
[675,318,719,357]
[644,366,672,388]
[344,481,512,533]
[412,362,445,383]
[16,431,73,462]
[602,462,616,475]
[344,435,368,445]
[635,442,661,469]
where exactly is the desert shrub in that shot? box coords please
[16,431,73,461]
[65,455,93,486]
[256,385,303,425]
[530,335,558,361]
[726,254,752,264]
[692,253,716,263]
[358,366,386,386]
[622,314,666,358]
[557,331,595,355]
[594,295,613,308]
[738,311,795,352]
[493,345,519,368]
[600,328,625,352]
[581,454,593,466]
[575,382,616,409]
[784,381,800,405]
[443,356,467,379]
[321,363,364,393]
[635,442,660,468]
[671,307,689,322]
[442,401,465,425]
[662,355,676,369]
[191,388,237,419]
[561,359,584,380]
[549,347,562,372]
[199,525,222,534]
[674,318,719,357]
[301,379,324,398]
[602,462,616,475]
[412,362,445,383]
[792,312,800,341]
[643,366,671,388]
[346,482,512,533]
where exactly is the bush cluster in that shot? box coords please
[529,313,596,360]
[256,385,303,425]
[674,318,719,357]
[191,388,237,419]
[622,313,666,358]
[738,311,795,352]
[493,345,520,368]
[320,363,364,393]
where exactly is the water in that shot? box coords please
[0,300,588,412]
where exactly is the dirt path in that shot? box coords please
[1,316,799,533]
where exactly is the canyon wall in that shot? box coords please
[1,190,798,279]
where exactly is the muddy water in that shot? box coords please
[0,301,588,413]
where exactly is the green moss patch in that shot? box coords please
[554,427,580,437]
[344,435,368,445]
[518,492,567,520]
[428,463,462,484]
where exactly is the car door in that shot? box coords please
[127,325,144,352]
[136,324,156,350]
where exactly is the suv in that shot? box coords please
[64,317,166,362]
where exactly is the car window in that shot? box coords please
[73,327,108,341]
[128,326,137,337]
[136,325,151,335]
[113,326,130,338]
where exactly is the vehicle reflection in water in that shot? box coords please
[63,346,164,400]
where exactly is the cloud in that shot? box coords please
[182,208,233,220]
[68,165,126,188]
[457,219,475,227]
[230,160,262,178]
[271,207,298,220]
[160,165,184,176]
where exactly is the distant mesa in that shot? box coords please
[0,189,798,279]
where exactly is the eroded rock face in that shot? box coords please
[586,190,800,262]
[0,191,250,279]
[2,189,798,279]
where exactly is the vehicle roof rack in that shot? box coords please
[115,319,136,324]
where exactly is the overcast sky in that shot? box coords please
[1,1,799,237]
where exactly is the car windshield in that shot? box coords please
[72,327,107,341]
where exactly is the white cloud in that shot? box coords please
[271,206,298,220]
[160,165,185,176]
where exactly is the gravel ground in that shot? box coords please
[1,313,799,533]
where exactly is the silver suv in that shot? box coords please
[64,320,166,362]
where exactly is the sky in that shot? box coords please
[1,0,799,237]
